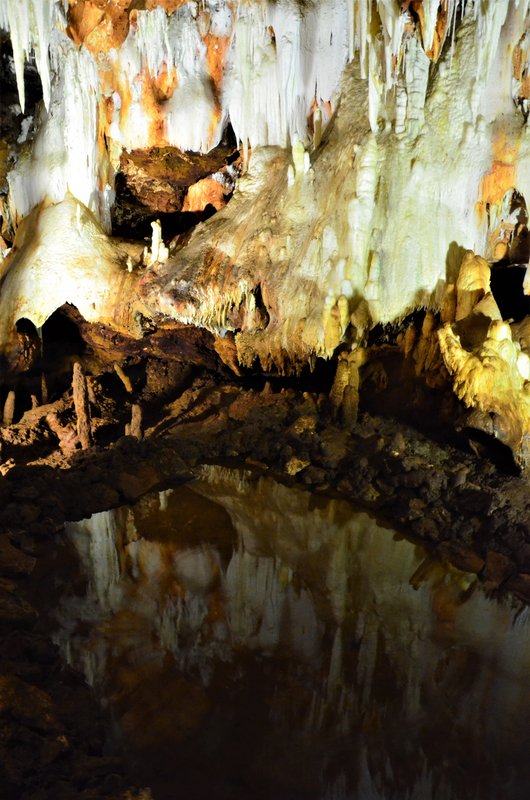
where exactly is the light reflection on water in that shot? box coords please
[54,466,530,800]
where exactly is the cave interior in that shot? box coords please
[1,1,530,799]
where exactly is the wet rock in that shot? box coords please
[302,466,329,486]
[63,483,121,521]
[389,431,407,453]
[285,456,310,476]
[116,464,162,503]
[0,674,60,732]
[387,468,425,489]
[451,515,482,544]
[514,542,530,571]
[319,429,350,469]
[438,542,485,574]
[288,415,318,436]
[141,360,194,405]
[0,584,37,627]
[0,535,36,577]
[505,572,530,602]
[482,550,517,590]
[411,517,440,540]
[453,486,493,516]
[449,464,469,488]
[408,497,426,519]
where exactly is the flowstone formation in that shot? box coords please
[438,251,530,469]
[0,1,528,468]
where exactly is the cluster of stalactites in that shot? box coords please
[1,0,527,236]
[0,1,493,155]
[0,0,63,112]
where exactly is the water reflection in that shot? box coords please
[55,466,530,800]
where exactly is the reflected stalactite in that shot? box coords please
[52,466,530,800]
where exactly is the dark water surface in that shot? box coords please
[52,466,530,800]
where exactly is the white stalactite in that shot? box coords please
[8,31,104,227]
[0,0,59,112]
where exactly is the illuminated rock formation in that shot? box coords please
[0,196,142,365]
[0,1,529,429]
[439,315,530,468]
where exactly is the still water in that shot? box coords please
[53,466,530,800]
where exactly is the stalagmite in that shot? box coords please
[46,410,78,454]
[473,292,502,321]
[439,319,530,468]
[330,348,365,425]
[126,404,143,440]
[414,311,439,375]
[144,220,169,268]
[455,251,492,322]
[41,373,48,406]
[2,391,15,426]
[72,362,93,450]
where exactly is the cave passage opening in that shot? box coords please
[40,307,87,397]
[489,189,530,322]
[490,264,530,322]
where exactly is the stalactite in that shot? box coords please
[0,0,57,113]
[114,363,133,394]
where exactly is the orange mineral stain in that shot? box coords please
[183,177,227,213]
[476,130,519,225]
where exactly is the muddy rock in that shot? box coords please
[0,535,36,576]
[0,583,37,627]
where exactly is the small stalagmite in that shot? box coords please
[330,348,365,426]
[126,404,143,440]
[72,362,93,449]
[2,390,15,427]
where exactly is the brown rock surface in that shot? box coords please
[0,535,35,577]
[118,143,239,214]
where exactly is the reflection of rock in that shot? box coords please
[57,467,530,800]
